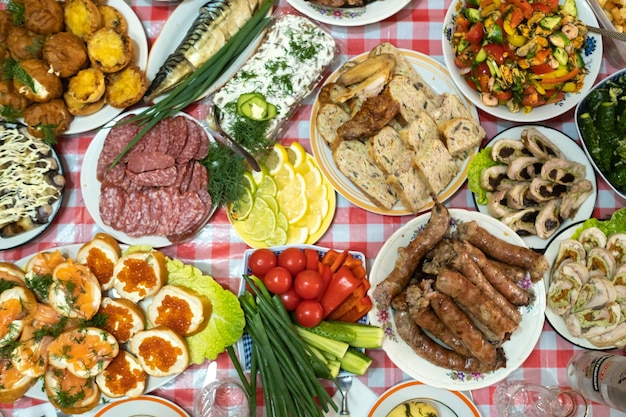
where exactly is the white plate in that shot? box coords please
[146,0,268,103]
[94,395,190,417]
[286,0,410,26]
[310,49,478,216]
[368,209,546,390]
[543,221,618,350]
[80,108,215,247]
[64,0,149,135]
[368,380,482,417]
[473,125,597,251]
[0,126,65,250]
[17,245,180,405]
[441,0,602,123]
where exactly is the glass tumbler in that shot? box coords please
[493,380,588,417]
[196,378,249,417]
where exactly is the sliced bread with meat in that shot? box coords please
[333,139,397,210]
[410,124,459,195]
[430,93,474,125]
[398,109,439,151]
[316,102,351,149]
[438,117,486,156]
[369,127,431,213]
[96,350,146,398]
[385,75,440,125]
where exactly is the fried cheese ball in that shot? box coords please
[98,5,128,34]
[64,0,102,41]
[13,59,63,103]
[23,98,74,139]
[43,32,89,78]
[105,65,146,108]
[87,27,133,73]
[0,80,31,112]
[23,0,64,35]
[7,26,43,60]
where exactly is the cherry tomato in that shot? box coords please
[264,266,292,295]
[248,248,277,277]
[293,270,323,300]
[279,287,302,312]
[295,300,323,328]
[278,248,307,276]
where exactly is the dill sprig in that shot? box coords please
[2,58,35,92]
[201,142,247,208]
[7,0,24,26]
[0,105,22,122]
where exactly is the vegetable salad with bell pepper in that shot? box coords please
[450,0,591,113]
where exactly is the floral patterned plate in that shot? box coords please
[286,0,410,26]
[367,209,546,390]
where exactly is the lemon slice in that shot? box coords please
[256,175,277,197]
[244,198,276,241]
[265,143,289,176]
[265,226,287,246]
[277,172,307,225]
[228,187,254,221]
[259,194,279,214]
[276,211,288,231]
[286,225,309,245]
[273,162,295,191]
[295,211,323,237]
[242,171,257,195]
[287,142,307,169]
[251,164,270,186]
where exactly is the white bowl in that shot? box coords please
[442,0,603,122]
[575,67,626,200]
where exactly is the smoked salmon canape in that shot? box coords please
[0,286,38,348]
[49,259,102,320]
[95,350,146,398]
[98,296,146,343]
[0,262,26,286]
[44,366,101,415]
[112,250,167,303]
[76,232,121,290]
[129,326,189,377]
[147,284,211,337]
[0,356,36,404]
[11,324,53,378]
[47,327,119,379]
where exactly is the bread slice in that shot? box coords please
[398,110,439,151]
[412,134,459,195]
[368,126,431,213]
[430,92,474,124]
[0,358,35,404]
[112,250,167,303]
[96,350,146,398]
[99,296,145,343]
[438,117,486,156]
[316,102,351,149]
[333,139,397,210]
[147,284,211,337]
[129,326,190,377]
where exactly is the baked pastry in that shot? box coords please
[129,326,190,377]
[95,350,146,398]
[64,91,105,116]
[0,286,37,348]
[22,99,74,139]
[7,26,43,60]
[44,366,101,414]
[42,32,89,78]
[23,0,64,35]
[99,296,145,343]
[49,259,101,320]
[105,65,147,108]
[64,0,102,41]
[112,250,167,303]
[87,27,133,73]
[0,261,26,286]
[66,67,106,104]
[76,232,121,290]
[13,59,62,103]
[0,357,35,404]
[98,4,128,34]
[147,285,211,336]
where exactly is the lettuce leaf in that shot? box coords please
[166,258,245,364]
[467,146,501,205]
[571,207,626,240]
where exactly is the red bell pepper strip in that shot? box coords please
[320,266,362,318]
[336,296,373,323]
[329,250,349,273]
[326,284,367,321]
[540,68,580,84]
[509,0,533,19]
[316,262,333,302]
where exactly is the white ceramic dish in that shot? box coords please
[368,209,546,390]
[586,0,626,68]
[146,0,268,103]
[442,0,602,123]
[575,67,626,200]
[17,245,181,405]
[64,0,148,135]
[286,0,410,26]
[474,125,597,251]
[0,133,64,251]
[367,380,482,417]
[310,49,478,216]
[80,108,216,247]
[94,395,190,417]
[543,220,620,350]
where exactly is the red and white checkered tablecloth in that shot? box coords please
[1,0,625,416]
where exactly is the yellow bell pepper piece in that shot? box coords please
[506,33,527,47]
[531,79,547,95]
[561,82,578,92]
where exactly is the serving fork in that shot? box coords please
[586,25,626,42]
[337,375,353,416]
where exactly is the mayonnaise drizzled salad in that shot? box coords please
[212,13,337,143]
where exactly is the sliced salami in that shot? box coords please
[167,116,188,158]
[176,118,201,163]
[126,166,178,187]
[126,151,175,174]
[99,185,125,228]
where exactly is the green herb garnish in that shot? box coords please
[7,0,24,26]
[201,142,247,207]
